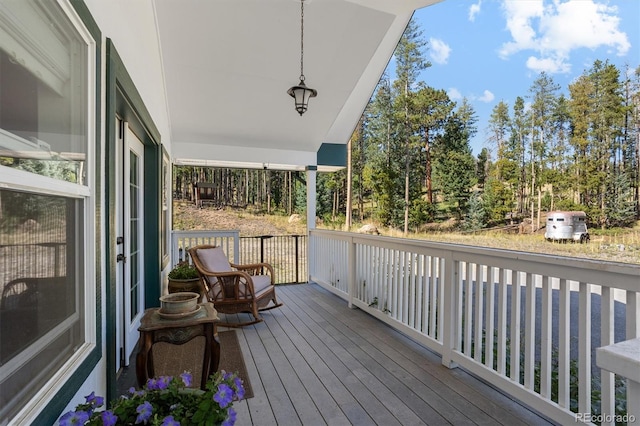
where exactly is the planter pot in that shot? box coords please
[168,277,202,295]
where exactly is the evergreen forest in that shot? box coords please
[174,18,640,234]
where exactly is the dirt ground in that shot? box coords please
[173,201,640,265]
[173,202,306,236]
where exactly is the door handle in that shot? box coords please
[117,254,127,263]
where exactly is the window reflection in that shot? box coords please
[0,189,84,419]
[0,8,88,184]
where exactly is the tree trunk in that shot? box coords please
[403,81,410,236]
[537,187,542,231]
[404,142,410,236]
[425,137,433,204]
[265,170,271,214]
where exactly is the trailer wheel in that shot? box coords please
[580,234,587,244]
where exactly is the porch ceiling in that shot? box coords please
[154,0,441,170]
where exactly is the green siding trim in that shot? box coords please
[317,143,347,167]
[35,1,103,424]
[104,39,164,401]
[104,39,119,402]
[144,144,162,308]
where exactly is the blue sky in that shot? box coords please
[403,0,640,156]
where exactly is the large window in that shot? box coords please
[0,0,95,422]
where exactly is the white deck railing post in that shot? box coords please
[441,252,458,369]
[347,237,356,308]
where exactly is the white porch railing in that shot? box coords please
[309,229,640,425]
[171,230,240,266]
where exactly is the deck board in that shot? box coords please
[218,283,555,426]
[117,283,555,425]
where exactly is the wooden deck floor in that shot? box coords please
[217,283,554,426]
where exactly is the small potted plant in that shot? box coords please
[168,261,202,296]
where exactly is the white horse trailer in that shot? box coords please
[544,211,590,243]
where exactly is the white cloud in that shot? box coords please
[526,56,570,74]
[429,38,451,65]
[498,0,544,57]
[448,88,462,100]
[478,90,495,103]
[498,0,630,74]
[469,1,482,22]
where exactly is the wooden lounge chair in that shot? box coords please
[188,245,283,327]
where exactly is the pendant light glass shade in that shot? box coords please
[287,79,317,116]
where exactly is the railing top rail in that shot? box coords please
[240,234,306,238]
[172,230,240,237]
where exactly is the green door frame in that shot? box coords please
[105,39,163,401]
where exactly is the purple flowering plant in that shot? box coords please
[59,371,244,426]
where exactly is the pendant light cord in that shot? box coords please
[300,0,305,81]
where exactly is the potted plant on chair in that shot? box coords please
[168,261,203,297]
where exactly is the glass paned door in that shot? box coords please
[115,120,144,369]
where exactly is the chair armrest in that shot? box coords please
[232,262,275,284]
[199,270,257,296]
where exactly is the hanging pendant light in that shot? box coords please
[287,0,317,116]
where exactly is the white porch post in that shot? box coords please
[306,166,317,282]
[441,253,459,369]
[306,166,317,231]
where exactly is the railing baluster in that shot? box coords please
[485,266,495,369]
[411,254,419,329]
[403,251,410,323]
[579,281,591,415]
[600,286,615,425]
[295,236,299,283]
[510,270,520,383]
[626,290,639,421]
[474,263,483,362]
[419,254,426,333]
[431,256,439,338]
[558,278,570,409]
[540,275,551,398]
[524,272,535,390]
[497,267,507,375]
[383,246,389,311]
[464,262,472,357]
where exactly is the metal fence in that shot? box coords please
[240,235,307,284]
[171,231,307,284]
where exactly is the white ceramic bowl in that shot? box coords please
[159,292,199,314]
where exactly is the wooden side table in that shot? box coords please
[136,303,220,390]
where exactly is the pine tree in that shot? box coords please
[392,17,430,234]
[464,191,486,231]
[510,96,529,215]
[488,100,511,181]
[432,99,478,219]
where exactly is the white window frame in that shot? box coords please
[0,0,97,423]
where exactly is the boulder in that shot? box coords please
[288,214,302,223]
[357,224,380,235]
